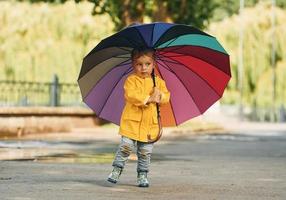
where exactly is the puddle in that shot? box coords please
[0,139,190,163]
[0,140,101,149]
[0,139,117,163]
[0,147,116,163]
[0,139,148,164]
[35,153,115,164]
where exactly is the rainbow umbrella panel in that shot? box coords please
[78,22,231,127]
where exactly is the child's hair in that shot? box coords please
[131,47,155,62]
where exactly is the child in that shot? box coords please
[107,47,170,187]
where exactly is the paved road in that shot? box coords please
[1,129,286,200]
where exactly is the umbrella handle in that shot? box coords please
[147,69,163,143]
[147,115,163,143]
[151,69,160,119]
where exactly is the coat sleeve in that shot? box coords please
[159,79,170,104]
[124,77,150,107]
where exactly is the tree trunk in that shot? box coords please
[152,0,173,22]
[122,0,144,27]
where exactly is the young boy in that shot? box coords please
[107,48,170,187]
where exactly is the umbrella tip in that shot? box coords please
[128,22,141,27]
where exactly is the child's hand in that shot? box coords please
[152,94,161,103]
[147,87,161,104]
[153,87,161,97]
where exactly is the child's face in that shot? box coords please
[132,53,155,78]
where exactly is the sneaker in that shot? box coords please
[137,172,149,187]
[107,166,122,184]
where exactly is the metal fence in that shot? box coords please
[0,75,83,107]
[1,75,285,122]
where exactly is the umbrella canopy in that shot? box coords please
[78,22,231,127]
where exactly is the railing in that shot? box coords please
[0,75,83,107]
[0,75,285,122]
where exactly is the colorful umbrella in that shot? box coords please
[78,22,231,127]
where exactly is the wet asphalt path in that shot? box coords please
[0,131,286,200]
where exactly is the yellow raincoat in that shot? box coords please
[119,73,170,142]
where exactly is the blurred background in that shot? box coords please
[0,0,286,161]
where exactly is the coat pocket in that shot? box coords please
[122,104,142,121]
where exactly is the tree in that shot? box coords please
[163,0,217,28]
[88,0,217,30]
[19,0,218,30]
[88,0,145,30]
[17,0,286,30]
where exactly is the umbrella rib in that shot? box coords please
[155,34,214,49]
[168,54,229,77]
[105,27,146,49]
[157,46,185,56]
[156,56,203,114]
[114,54,130,59]
[132,27,149,48]
[154,25,212,47]
[80,48,131,80]
[80,53,131,82]
[117,46,133,52]
[123,26,152,48]
[108,29,147,49]
[97,66,133,117]
[157,44,229,57]
[108,32,140,48]
[86,36,134,57]
[158,46,230,77]
[159,55,222,98]
[150,23,155,47]
[157,37,178,49]
[155,61,179,126]
[94,32,141,55]
[82,59,132,100]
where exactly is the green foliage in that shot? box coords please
[65,0,218,30]
[212,0,286,22]
[209,2,286,107]
[20,0,286,31]
[89,0,145,30]
[211,0,260,21]
[162,0,217,28]
[0,1,114,82]
[2,1,286,108]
